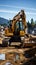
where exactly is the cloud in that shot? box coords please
[25,12,36,15]
[0,9,36,15]
[0,4,36,11]
[0,5,36,15]
[0,9,18,14]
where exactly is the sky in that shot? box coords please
[0,0,36,22]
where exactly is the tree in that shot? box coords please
[27,21,31,28]
[31,18,35,27]
[35,21,36,25]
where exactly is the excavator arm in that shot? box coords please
[12,10,27,35]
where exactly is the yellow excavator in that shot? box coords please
[1,10,36,47]
[2,10,27,47]
[5,10,27,36]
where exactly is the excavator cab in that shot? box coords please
[14,18,25,36]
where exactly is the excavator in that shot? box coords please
[1,10,36,47]
[5,10,27,36]
[2,10,27,47]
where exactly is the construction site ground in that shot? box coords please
[0,35,36,65]
[0,46,36,65]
